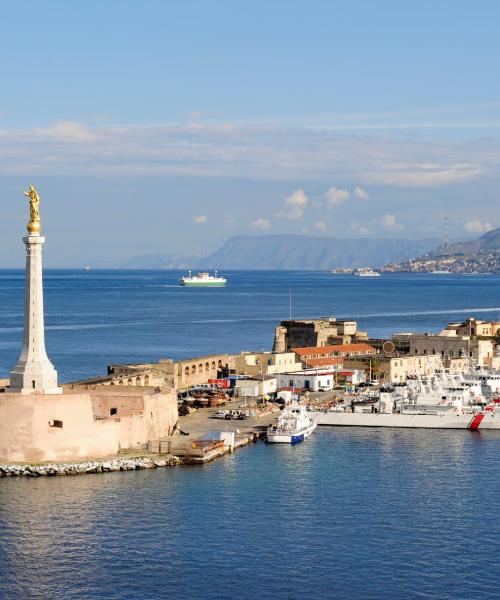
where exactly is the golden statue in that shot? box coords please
[23,185,41,234]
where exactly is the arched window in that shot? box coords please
[185,366,190,376]
[144,375,150,385]
[192,365,197,375]
[205,362,210,372]
[136,376,141,385]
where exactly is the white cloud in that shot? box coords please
[277,189,308,220]
[324,187,349,207]
[354,186,369,200]
[250,218,271,230]
[464,219,493,233]
[0,120,494,193]
[381,214,405,231]
[33,120,97,142]
[194,215,208,224]
[313,221,327,232]
[350,222,370,235]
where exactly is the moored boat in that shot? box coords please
[267,404,317,444]
[310,371,500,430]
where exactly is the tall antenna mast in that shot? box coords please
[443,216,449,254]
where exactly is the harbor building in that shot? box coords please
[0,187,178,463]
[106,354,232,392]
[392,332,497,368]
[443,317,500,339]
[343,353,444,384]
[232,351,303,376]
[272,318,368,352]
[234,375,278,398]
[294,343,377,369]
[277,368,351,392]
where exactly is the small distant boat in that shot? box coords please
[267,404,317,444]
[179,270,227,287]
[431,270,452,275]
[83,266,91,271]
[354,269,381,277]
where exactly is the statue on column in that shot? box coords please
[23,185,41,233]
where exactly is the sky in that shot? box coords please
[1,0,500,266]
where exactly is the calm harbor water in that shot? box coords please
[1,270,500,599]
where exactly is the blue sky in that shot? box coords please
[1,1,500,265]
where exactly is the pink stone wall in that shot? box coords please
[90,394,145,418]
[0,392,119,463]
[0,388,179,463]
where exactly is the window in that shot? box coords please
[49,420,63,428]
[110,408,117,416]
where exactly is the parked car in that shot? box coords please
[212,410,227,419]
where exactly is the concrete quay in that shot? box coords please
[169,401,281,464]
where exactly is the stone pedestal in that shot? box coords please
[9,234,60,394]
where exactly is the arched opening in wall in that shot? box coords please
[110,407,117,416]
[198,364,203,374]
[110,382,115,386]
[185,366,190,376]
[144,375,150,385]
[136,377,141,386]
[127,378,133,385]
[192,365,196,375]
[205,362,209,372]
[211,361,216,369]
[118,380,124,385]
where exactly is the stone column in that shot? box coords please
[10,234,60,393]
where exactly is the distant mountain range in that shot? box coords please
[118,234,440,270]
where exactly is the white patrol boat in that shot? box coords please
[267,404,317,444]
[310,371,500,430]
[179,270,227,287]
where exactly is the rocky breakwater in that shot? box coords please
[0,456,182,478]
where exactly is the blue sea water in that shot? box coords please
[1,269,500,599]
[0,269,499,381]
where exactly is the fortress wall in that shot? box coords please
[115,391,178,449]
[90,394,145,418]
[0,393,120,463]
[0,389,179,463]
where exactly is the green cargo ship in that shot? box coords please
[179,271,227,287]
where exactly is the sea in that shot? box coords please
[1,269,500,599]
